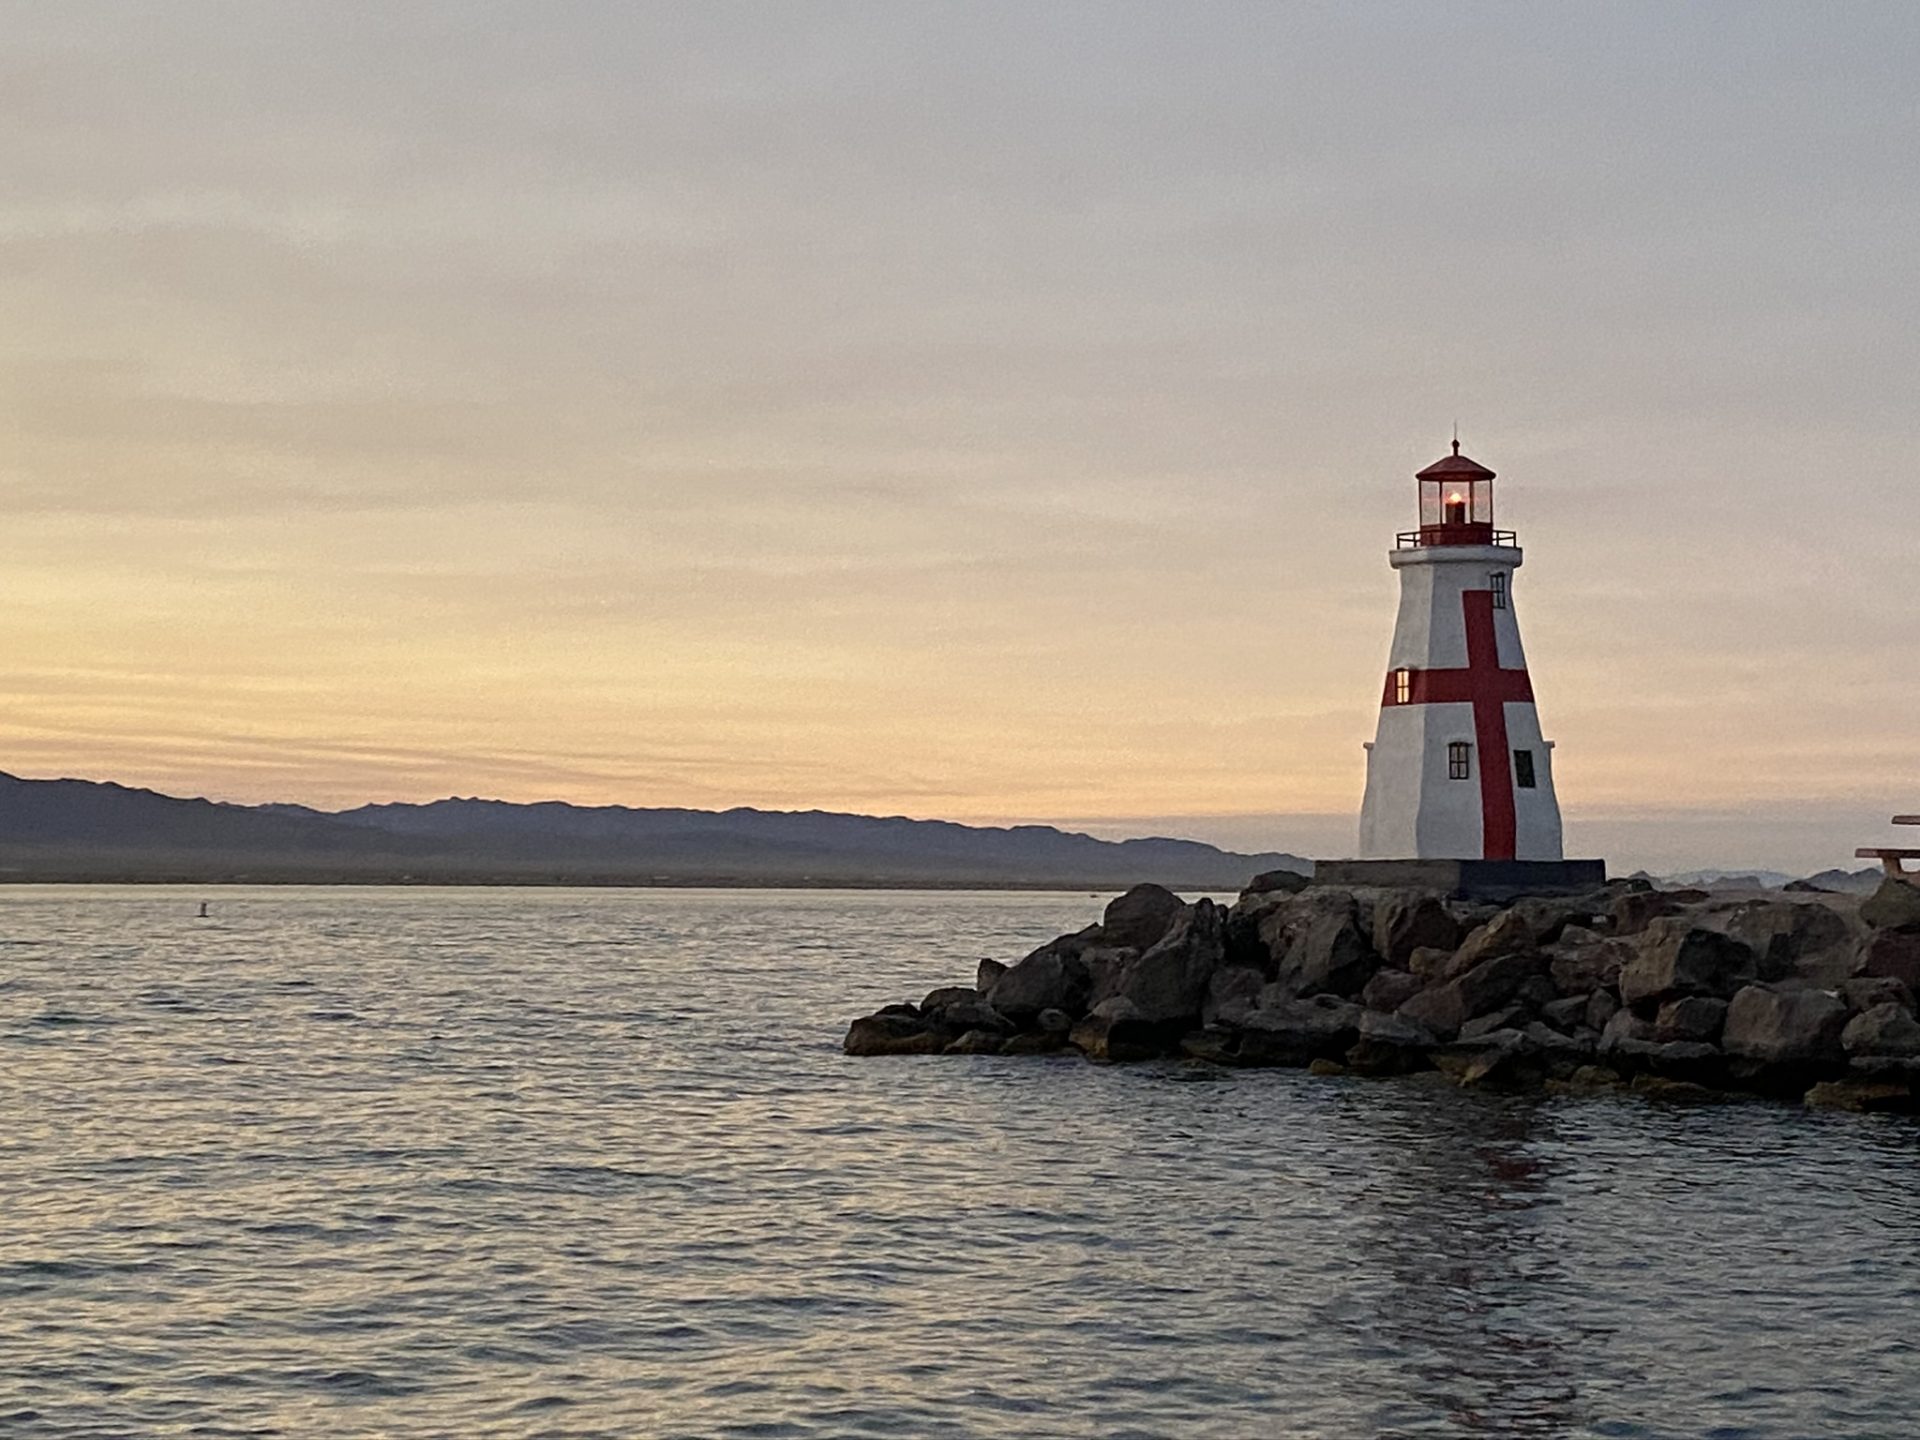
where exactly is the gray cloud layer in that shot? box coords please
[3,2,1916,872]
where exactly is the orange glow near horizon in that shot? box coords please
[2,7,1916,875]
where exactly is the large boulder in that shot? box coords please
[1860,877,1920,932]
[1608,889,1693,937]
[987,934,1097,1022]
[921,985,980,1014]
[1243,867,1311,897]
[1397,951,1536,1041]
[1546,931,1631,997]
[1445,909,1535,977]
[1237,995,1363,1066]
[844,1007,945,1056]
[1277,908,1378,999]
[935,997,1014,1035]
[1360,968,1426,1014]
[1714,898,1854,981]
[1861,929,1920,991]
[1098,899,1226,1024]
[1586,988,1620,1033]
[1508,894,1609,947]
[1654,996,1729,1044]
[1838,975,1916,1014]
[1345,1010,1438,1074]
[1618,922,1757,1009]
[1598,1007,1658,1060]
[1841,1002,1920,1058]
[976,958,1008,993]
[1371,893,1462,968]
[1540,993,1591,1032]
[1722,985,1849,1067]
[1069,996,1163,1063]
[1101,884,1188,950]
[1460,1006,1527,1041]
[1202,965,1265,1028]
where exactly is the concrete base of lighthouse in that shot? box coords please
[1314,857,1607,902]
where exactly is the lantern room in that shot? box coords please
[1402,440,1512,549]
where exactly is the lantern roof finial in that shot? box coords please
[1416,438,1495,483]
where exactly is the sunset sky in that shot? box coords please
[4,3,1916,874]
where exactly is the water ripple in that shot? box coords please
[1,886,1916,1438]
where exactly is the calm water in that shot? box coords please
[2,887,1916,1439]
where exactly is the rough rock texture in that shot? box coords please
[1722,986,1849,1067]
[1244,867,1312,897]
[1447,909,1534,976]
[1237,996,1362,1066]
[843,877,1920,1115]
[1585,988,1620,1034]
[1069,997,1162,1063]
[1360,968,1426,1014]
[1619,923,1756,1009]
[1842,1002,1920,1058]
[1716,899,1854,981]
[845,1009,946,1057]
[1861,929,1920,991]
[1860,877,1920,932]
[1101,883,1189,950]
[1547,933,1631,997]
[1654,996,1729,1044]
[1276,906,1376,999]
[1609,889,1690,937]
[1099,899,1225,1024]
[1399,951,1536,1040]
[1202,965,1266,1028]
[986,937,1094,1023]
[1598,1007,1656,1058]
[1371,894,1462,968]
[1838,976,1915,1014]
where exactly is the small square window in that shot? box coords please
[1394,668,1412,705]
[1490,572,1508,610]
[1513,749,1537,789]
[1448,742,1472,780]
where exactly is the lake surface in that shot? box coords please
[1,887,1916,1439]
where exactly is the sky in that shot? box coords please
[3,2,1917,875]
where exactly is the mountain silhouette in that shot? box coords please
[0,770,1310,889]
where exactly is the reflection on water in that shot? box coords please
[1,887,1917,1439]
[1350,1089,1590,1435]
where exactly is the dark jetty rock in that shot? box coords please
[842,876,1920,1112]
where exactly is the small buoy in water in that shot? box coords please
[197,901,210,918]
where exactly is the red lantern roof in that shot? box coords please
[1415,440,1496,482]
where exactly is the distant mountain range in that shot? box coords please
[0,770,1312,889]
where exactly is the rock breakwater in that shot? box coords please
[844,872,1920,1111]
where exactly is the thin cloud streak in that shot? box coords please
[1,3,1916,871]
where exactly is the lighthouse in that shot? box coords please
[1327,440,1603,897]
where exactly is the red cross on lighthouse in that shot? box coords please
[1378,589,1533,859]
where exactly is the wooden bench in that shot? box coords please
[1857,815,1920,879]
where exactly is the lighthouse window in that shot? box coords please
[1394,669,1412,705]
[1447,742,1472,780]
[1513,749,1537,788]
[1490,572,1508,609]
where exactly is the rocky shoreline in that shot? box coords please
[844,872,1920,1112]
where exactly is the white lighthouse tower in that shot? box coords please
[1356,441,1566,864]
